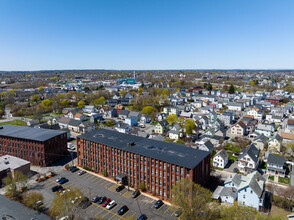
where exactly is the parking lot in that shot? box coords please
[39,168,177,220]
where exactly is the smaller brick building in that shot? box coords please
[0,125,67,166]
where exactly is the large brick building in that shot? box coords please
[77,129,210,199]
[0,125,67,166]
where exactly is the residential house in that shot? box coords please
[125,116,138,126]
[118,110,130,119]
[168,124,182,140]
[227,102,244,112]
[238,144,260,174]
[154,120,169,134]
[267,154,286,177]
[252,134,267,151]
[68,119,82,132]
[281,132,294,143]
[231,121,247,136]
[163,106,180,116]
[195,138,214,153]
[58,116,71,129]
[246,107,264,121]
[219,112,234,126]
[79,121,96,134]
[27,119,39,127]
[268,134,283,154]
[286,119,294,131]
[222,171,266,211]
[125,93,134,101]
[104,108,118,118]
[140,115,151,124]
[74,113,87,121]
[157,113,168,122]
[128,111,141,121]
[114,121,131,133]
[82,105,96,114]
[213,149,228,169]
[255,124,275,137]
[90,113,104,123]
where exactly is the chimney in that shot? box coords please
[257,176,259,182]
[230,174,232,178]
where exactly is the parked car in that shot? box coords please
[233,168,238,173]
[118,205,129,215]
[106,200,116,210]
[78,170,86,176]
[92,196,100,203]
[116,185,125,192]
[71,167,79,173]
[98,196,107,204]
[102,198,111,207]
[69,166,77,171]
[79,197,92,209]
[174,209,182,217]
[132,190,140,198]
[58,178,69,184]
[56,177,65,182]
[154,200,164,209]
[137,214,147,220]
[51,185,63,192]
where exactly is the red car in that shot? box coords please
[102,198,111,207]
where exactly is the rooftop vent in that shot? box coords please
[4,161,9,165]
[0,127,3,130]
[128,142,135,146]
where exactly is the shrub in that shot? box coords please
[272,195,294,211]
[102,168,107,177]
[138,182,146,191]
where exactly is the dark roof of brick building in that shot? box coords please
[78,128,209,169]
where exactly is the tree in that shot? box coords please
[31,94,41,103]
[77,100,86,108]
[162,88,170,96]
[60,99,69,108]
[141,106,156,115]
[38,86,44,92]
[4,171,28,200]
[184,119,196,136]
[228,84,235,94]
[94,96,106,106]
[206,83,213,91]
[23,191,44,211]
[138,88,143,95]
[119,90,127,97]
[41,99,52,108]
[0,109,4,118]
[50,187,85,218]
[138,182,146,191]
[167,114,179,125]
[171,178,212,220]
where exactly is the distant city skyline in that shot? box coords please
[0,0,294,71]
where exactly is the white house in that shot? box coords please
[238,144,260,174]
[213,149,228,169]
[247,108,264,121]
[221,171,266,211]
[114,121,131,133]
[255,123,275,137]
[227,102,244,112]
[168,124,182,140]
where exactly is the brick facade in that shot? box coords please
[77,137,210,199]
[0,133,67,166]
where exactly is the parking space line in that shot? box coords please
[94,178,103,184]
[171,210,177,216]
[94,208,105,218]
[122,190,132,199]
[89,205,100,214]
[157,204,165,211]
[87,175,97,181]
[134,194,141,200]
[90,177,99,182]
[163,206,171,214]
[104,182,113,187]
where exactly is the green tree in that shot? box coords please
[141,106,156,115]
[23,191,44,211]
[228,84,235,94]
[206,83,213,91]
[138,182,146,191]
[77,100,86,108]
[138,88,143,95]
[171,178,212,220]
[50,187,85,218]
[41,99,52,108]
[0,109,4,118]
[162,88,170,96]
[31,94,41,103]
[60,99,69,108]
[167,114,179,125]
[38,86,44,92]
[94,96,106,106]
[4,171,28,199]
[119,90,127,97]
[184,119,196,136]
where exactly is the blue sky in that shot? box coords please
[0,0,294,70]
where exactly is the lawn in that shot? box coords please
[270,205,290,220]
[0,120,26,126]
[228,152,238,161]
[278,177,290,184]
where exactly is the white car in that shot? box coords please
[106,200,116,210]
